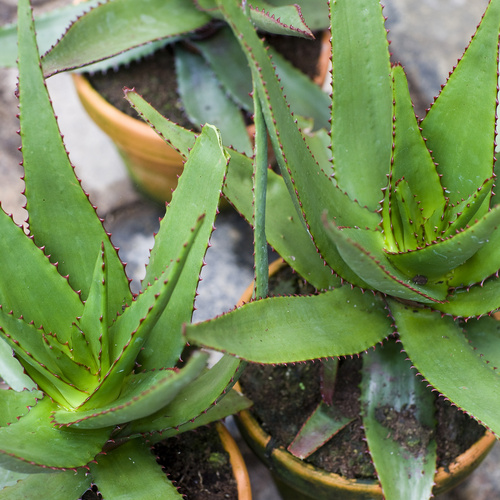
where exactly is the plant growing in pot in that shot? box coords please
[0,1,252,498]
[0,0,331,203]
[148,0,500,497]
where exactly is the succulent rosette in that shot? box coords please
[0,1,250,497]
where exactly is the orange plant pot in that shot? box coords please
[216,422,252,500]
[235,259,496,500]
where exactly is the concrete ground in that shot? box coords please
[1,0,500,498]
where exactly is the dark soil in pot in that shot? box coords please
[239,265,486,480]
[86,30,325,127]
[80,424,237,499]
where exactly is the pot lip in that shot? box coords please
[216,422,252,500]
[235,258,497,493]
[71,72,167,144]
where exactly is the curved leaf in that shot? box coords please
[0,468,90,500]
[17,0,131,308]
[421,0,500,207]
[41,0,211,77]
[53,352,208,429]
[89,439,182,499]
[186,287,393,363]
[0,397,111,472]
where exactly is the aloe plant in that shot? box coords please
[0,1,251,497]
[0,0,330,156]
[142,0,500,497]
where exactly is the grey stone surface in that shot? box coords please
[1,1,499,499]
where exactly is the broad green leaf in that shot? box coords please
[463,316,500,370]
[0,208,83,343]
[361,339,437,500]
[433,277,500,318]
[174,45,253,155]
[287,401,354,459]
[53,352,208,429]
[0,469,90,500]
[89,439,182,499]
[421,0,500,207]
[330,0,392,211]
[323,222,448,302]
[0,397,111,472]
[123,354,241,435]
[17,0,131,308]
[390,299,500,437]
[0,0,101,67]
[0,341,36,392]
[41,0,211,77]
[139,124,229,370]
[186,286,393,363]
[266,0,330,31]
[0,389,42,427]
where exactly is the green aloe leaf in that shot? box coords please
[463,316,500,370]
[17,0,131,309]
[361,339,437,500]
[420,0,500,208]
[186,286,393,363]
[330,0,392,211]
[53,351,208,429]
[129,119,229,369]
[123,354,241,435]
[174,45,253,155]
[80,217,205,410]
[386,66,445,241]
[147,387,252,441]
[0,209,83,344]
[248,1,314,38]
[0,310,89,408]
[89,439,182,499]
[0,389,42,427]
[390,299,500,437]
[323,222,448,302]
[0,468,90,500]
[41,0,211,77]
[0,397,111,472]
[387,205,500,281]
[0,0,101,67]
[287,400,354,459]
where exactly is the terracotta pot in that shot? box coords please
[235,259,496,500]
[71,31,330,204]
[216,422,252,500]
